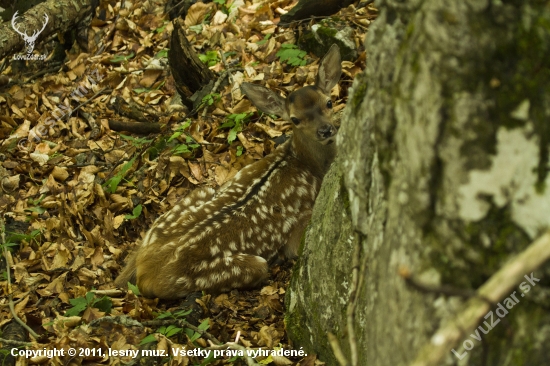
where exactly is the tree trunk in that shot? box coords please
[286,0,550,365]
[0,0,96,61]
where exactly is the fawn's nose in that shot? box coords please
[318,124,337,140]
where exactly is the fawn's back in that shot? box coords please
[115,45,342,299]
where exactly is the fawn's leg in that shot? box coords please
[137,254,269,299]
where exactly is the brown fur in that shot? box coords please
[115,45,342,299]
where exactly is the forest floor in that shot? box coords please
[0,0,375,365]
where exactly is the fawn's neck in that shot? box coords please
[291,129,336,179]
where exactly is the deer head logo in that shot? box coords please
[11,11,49,55]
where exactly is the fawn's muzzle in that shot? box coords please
[317,124,337,140]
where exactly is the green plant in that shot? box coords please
[103,156,137,194]
[25,194,47,216]
[155,49,169,59]
[201,93,221,108]
[213,0,230,14]
[65,291,113,317]
[236,145,244,157]
[120,134,153,148]
[159,324,183,338]
[5,229,42,247]
[276,43,307,66]
[127,282,140,295]
[110,52,135,64]
[198,51,219,67]
[185,319,210,342]
[155,309,193,320]
[256,33,271,46]
[139,311,202,346]
[124,204,142,220]
[173,137,200,155]
[220,113,252,143]
[168,120,201,155]
[155,21,168,34]
[189,24,203,34]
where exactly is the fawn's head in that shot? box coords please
[241,44,342,154]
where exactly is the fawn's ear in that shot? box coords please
[315,44,342,95]
[241,83,289,120]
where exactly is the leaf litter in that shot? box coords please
[0,0,376,364]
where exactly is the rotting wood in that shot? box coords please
[168,18,216,109]
[0,0,97,61]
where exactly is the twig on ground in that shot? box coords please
[68,87,111,119]
[0,337,33,347]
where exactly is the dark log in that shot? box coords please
[108,120,161,134]
[109,96,160,123]
[280,0,355,23]
[168,18,215,108]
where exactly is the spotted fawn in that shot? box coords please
[115,45,342,299]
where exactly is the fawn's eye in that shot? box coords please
[291,117,300,125]
[326,100,333,109]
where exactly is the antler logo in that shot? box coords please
[11,11,49,55]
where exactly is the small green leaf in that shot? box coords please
[156,311,173,319]
[125,204,143,220]
[236,145,244,157]
[155,49,169,58]
[128,282,141,296]
[198,51,219,67]
[110,52,135,63]
[133,87,150,94]
[172,144,191,155]
[276,44,307,66]
[25,206,46,214]
[139,334,157,346]
[164,325,183,338]
[174,309,193,318]
[185,328,201,342]
[155,23,167,33]
[189,25,203,34]
[104,156,137,193]
[256,34,271,46]
[93,296,113,313]
[65,297,88,316]
[198,319,210,331]
[168,131,183,142]
[228,129,238,143]
[258,355,274,364]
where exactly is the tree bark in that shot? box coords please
[0,0,96,61]
[286,0,550,365]
[168,18,216,109]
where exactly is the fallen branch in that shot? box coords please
[0,336,33,347]
[108,120,162,134]
[0,0,96,61]
[410,230,550,366]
